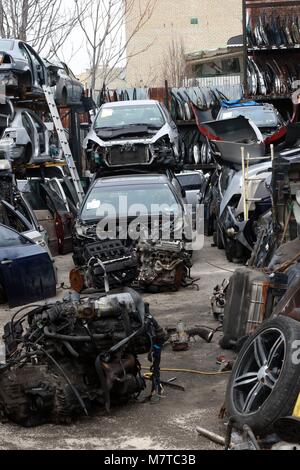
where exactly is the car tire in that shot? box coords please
[226,316,300,435]
[225,238,247,263]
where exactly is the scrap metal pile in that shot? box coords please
[0,289,165,426]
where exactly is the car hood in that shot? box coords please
[198,116,266,165]
[83,123,173,148]
[198,115,263,143]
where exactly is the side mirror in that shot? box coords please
[181,189,186,198]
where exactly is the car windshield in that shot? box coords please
[219,107,279,128]
[0,225,31,248]
[177,173,202,190]
[94,104,165,129]
[81,183,180,220]
[0,40,14,51]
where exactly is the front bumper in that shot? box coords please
[86,142,179,170]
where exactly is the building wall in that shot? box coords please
[78,68,128,91]
[125,0,243,86]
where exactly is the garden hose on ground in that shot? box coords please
[141,366,230,376]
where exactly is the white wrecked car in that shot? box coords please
[83,100,183,171]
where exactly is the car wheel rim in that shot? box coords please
[231,327,286,415]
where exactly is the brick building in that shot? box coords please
[125,0,243,86]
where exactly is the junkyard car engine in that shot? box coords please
[138,240,192,290]
[0,289,165,426]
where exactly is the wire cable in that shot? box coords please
[203,260,235,273]
[141,366,230,376]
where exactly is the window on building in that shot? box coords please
[190,17,199,25]
[192,58,241,77]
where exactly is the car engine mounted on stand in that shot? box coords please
[0,283,165,426]
[137,240,192,290]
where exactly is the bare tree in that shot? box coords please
[0,0,87,59]
[161,35,186,87]
[75,0,157,90]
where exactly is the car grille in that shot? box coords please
[108,145,150,166]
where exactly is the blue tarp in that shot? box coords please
[221,99,261,108]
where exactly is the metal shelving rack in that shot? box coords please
[243,0,300,105]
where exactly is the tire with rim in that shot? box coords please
[225,316,300,435]
[225,238,248,263]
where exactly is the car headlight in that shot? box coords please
[75,222,96,239]
[154,135,172,149]
[4,130,17,140]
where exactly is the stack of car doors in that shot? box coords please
[246,6,300,98]
[17,165,79,256]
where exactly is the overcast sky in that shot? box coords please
[60,24,89,76]
[57,0,125,78]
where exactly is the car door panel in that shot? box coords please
[22,111,38,159]
[23,43,46,89]
[0,244,56,307]
[33,209,58,256]
[0,200,33,232]
[27,111,50,161]
[41,182,73,254]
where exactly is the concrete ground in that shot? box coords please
[0,237,237,450]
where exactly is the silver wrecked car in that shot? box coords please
[48,60,84,105]
[0,99,57,164]
[0,38,58,98]
[83,100,183,172]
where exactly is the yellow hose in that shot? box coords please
[141,366,230,376]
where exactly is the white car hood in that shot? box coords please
[83,123,173,148]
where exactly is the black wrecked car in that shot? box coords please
[71,173,192,291]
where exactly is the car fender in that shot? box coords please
[3,126,30,146]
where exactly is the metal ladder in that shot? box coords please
[241,145,274,221]
[42,85,84,203]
